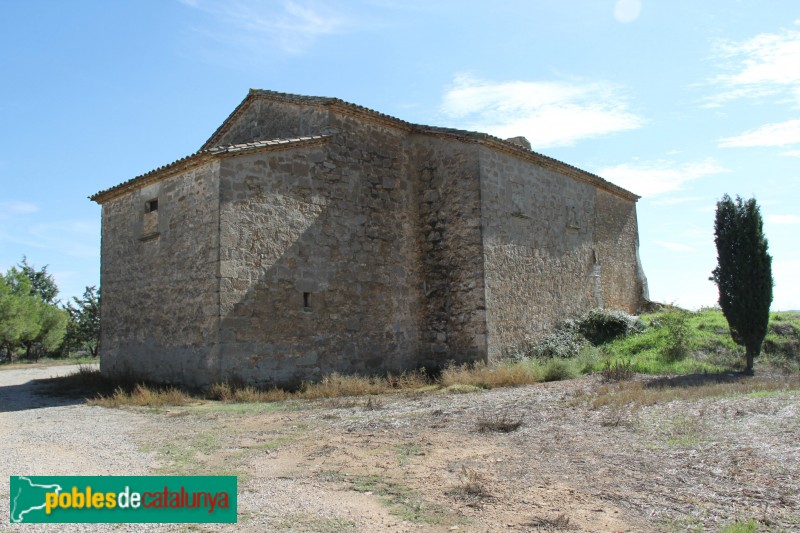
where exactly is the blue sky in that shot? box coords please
[1,0,798,310]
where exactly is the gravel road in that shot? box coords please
[2,363,799,532]
[1,364,169,531]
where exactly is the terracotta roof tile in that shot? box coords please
[90,135,330,204]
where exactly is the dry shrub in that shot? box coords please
[41,365,109,396]
[299,372,387,399]
[600,359,635,382]
[452,466,491,498]
[525,513,572,530]
[385,369,430,390]
[440,361,541,389]
[207,381,234,401]
[208,381,289,403]
[476,412,523,433]
[89,384,191,408]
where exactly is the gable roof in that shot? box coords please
[92,90,639,204]
[90,135,330,204]
[201,89,639,202]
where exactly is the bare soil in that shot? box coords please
[2,364,799,532]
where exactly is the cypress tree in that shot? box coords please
[710,194,773,374]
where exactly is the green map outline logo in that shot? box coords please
[10,476,63,523]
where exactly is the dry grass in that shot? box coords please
[209,370,430,403]
[592,374,800,410]
[207,381,290,403]
[48,360,553,408]
[439,361,542,389]
[291,369,428,399]
[524,513,573,530]
[476,412,523,433]
[599,359,635,382]
[40,364,110,396]
[450,466,492,498]
[88,384,192,407]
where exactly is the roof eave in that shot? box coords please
[91,135,331,205]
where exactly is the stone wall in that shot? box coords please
[479,147,617,359]
[593,189,648,312]
[99,162,221,384]
[410,135,488,368]
[208,99,334,148]
[215,114,421,386]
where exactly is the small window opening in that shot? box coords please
[145,199,158,213]
[303,292,311,311]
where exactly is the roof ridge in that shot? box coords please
[201,89,635,200]
[104,90,638,204]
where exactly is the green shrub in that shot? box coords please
[661,308,692,361]
[720,518,760,533]
[528,325,588,359]
[541,358,578,382]
[574,346,601,373]
[576,308,643,346]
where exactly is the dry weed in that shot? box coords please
[450,466,491,498]
[299,372,387,399]
[440,361,541,389]
[208,381,289,403]
[525,513,573,530]
[89,384,191,407]
[476,411,523,433]
[599,359,635,382]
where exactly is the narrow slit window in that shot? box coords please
[303,292,311,310]
[141,197,160,240]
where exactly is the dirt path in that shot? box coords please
[2,364,799,531]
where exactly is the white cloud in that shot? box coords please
[0,201,38,219]
[651,196,702,206]
[0,220,99,260]
[614,0,641,24]
[781,149,800,157]
[597,158,727,197]
[767,214,800,224]
[654,240,694,252]
[707,27,800,107]
[182,0,346,55]
[439,75,644,149]
[718,119,800,148]
[772,259,800,311]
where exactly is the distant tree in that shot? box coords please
[18,256,59,304]
[0,270,41,362]
[0,264,68,362]
[64,286,100,357]
[27,301,68,358]
[710,194,773,374]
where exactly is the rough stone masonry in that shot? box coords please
[91,89,649,387]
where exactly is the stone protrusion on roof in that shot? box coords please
[505,136,532,151]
